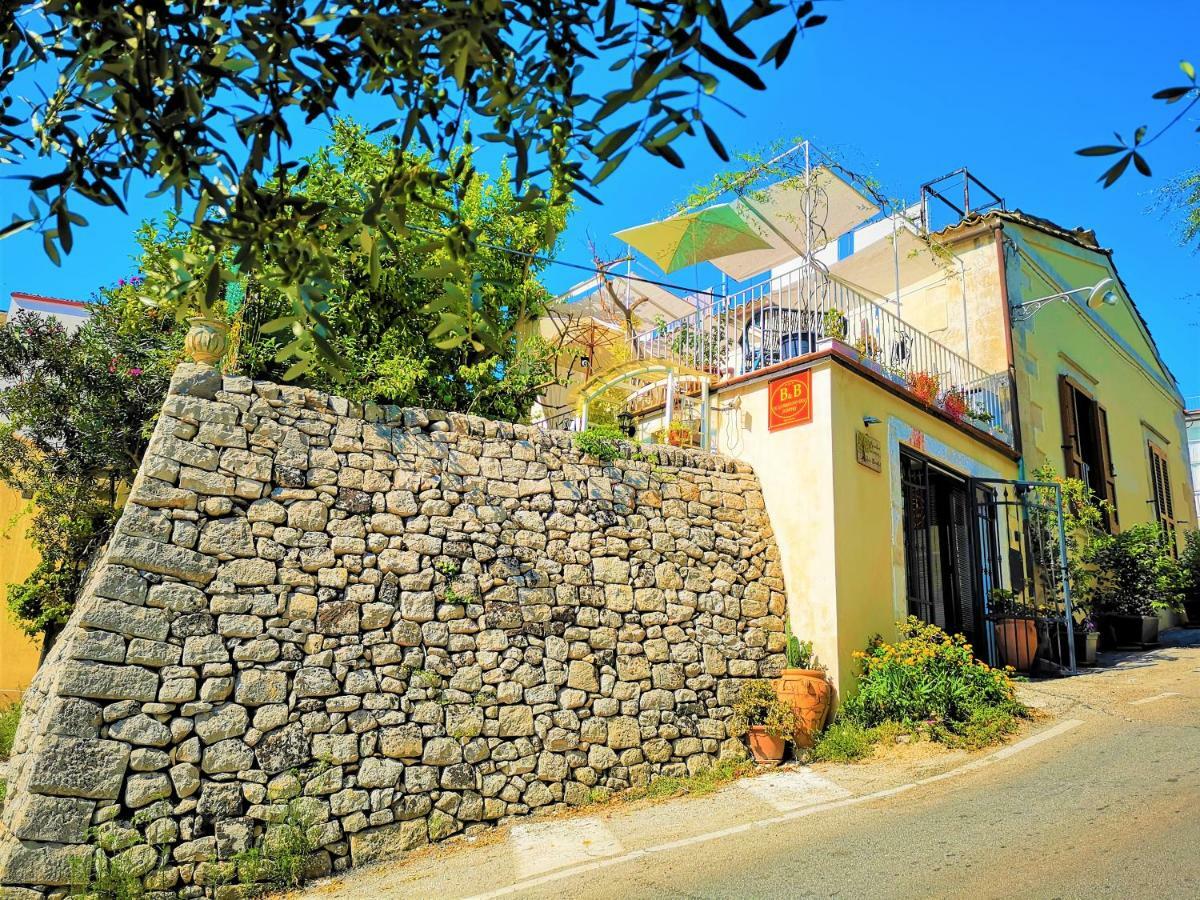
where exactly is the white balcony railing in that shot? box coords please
[630,274,1015,446]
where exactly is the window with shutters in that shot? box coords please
[1148,443,1177,555]
[1058,375,1119,531]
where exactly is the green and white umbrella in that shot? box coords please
[613,203,772,274]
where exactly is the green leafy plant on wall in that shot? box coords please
[572,424,629,462]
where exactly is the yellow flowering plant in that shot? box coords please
[843,617,1026,734]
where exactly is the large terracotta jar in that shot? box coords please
[775,670,831,748]
[993,617,1037,671]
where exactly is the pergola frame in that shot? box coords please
[574,358,715,450]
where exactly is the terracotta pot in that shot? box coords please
[993,617,1037,672]
[184,316,230,366]
[746,726,786,763]
[775,669,831,748]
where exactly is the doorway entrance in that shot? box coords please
[899,449,995,652]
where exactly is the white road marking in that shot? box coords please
[739,769,851,811]
[509,817,624,879]
[1130,692,1182,705]
[466,719,1085,899]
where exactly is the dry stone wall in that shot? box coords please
[0,364,786,897]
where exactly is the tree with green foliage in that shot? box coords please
[0,0,828,374]
[140,119,565,419]
[0,292,178,645]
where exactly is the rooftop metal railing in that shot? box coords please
[629,272,1015,446]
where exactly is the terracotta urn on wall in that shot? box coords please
[775,669,832,748]
[184,315,230,366]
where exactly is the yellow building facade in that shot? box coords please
[548,188,1195,698]
[0,484,43,702]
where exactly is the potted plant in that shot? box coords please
[1182,532,1200,628]
[988,588,1038,672]
[1069,613,1100,666]
[965,403,994,427]
[728,679,797,763]
[1092,523,1183,649]
[853,334,881,361]
[906,370,940,406]
[821,308,848,342]
[940,387,968,423]
[774,625,832,749]
[666,419,691,447]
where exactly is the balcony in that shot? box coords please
[628,273,1016,447]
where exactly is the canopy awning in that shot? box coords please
[707,166,880,281]
[549,273,698,325]
[826,226,948,299]
[613,203,773,274]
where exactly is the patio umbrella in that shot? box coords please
[613,203,772,274]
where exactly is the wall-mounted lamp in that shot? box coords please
[616,409,635,438]
[862,415,882,428]
[1010,277,1119,322]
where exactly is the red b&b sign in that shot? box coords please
[768,370,812,432]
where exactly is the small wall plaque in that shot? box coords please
[855,430,881,472]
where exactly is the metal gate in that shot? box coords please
[971,478,1077,676]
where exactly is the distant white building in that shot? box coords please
[1187,404,1200,520]
[4,291,90,332]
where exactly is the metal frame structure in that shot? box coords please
[919,167,1006,232]
[973,477,1077,676]
[574,360,714,450]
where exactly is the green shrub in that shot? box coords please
[0,702,20,759]
[934,706,1021,751]
[1092,522,1184,615]
[625,759,755,803]
[69,848,145,900]
[572,424,628,462]
[1183,531,1200,608]
[727,679,797,741]
[811,721,876,762]
[842,617,1026,738]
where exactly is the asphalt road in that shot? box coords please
[303,629,1200,900]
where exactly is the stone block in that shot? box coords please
[108,534,217,584]
[497,706,535,737]
[235,669,289,706]
[255,722,310,775]
[59,661,158,702]
[8,795,95,844]
[77,598,170,641]
[126,637,182,667]
[215,558,276,586]
[28,738,130,799]
[108,713,171,747]
[199,518,256,558]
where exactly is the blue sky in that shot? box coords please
[1,0,1198,398]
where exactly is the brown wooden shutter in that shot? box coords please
[1148,443,1177,551]
[1096,405,1119,532]
[1058,375,1083,480]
